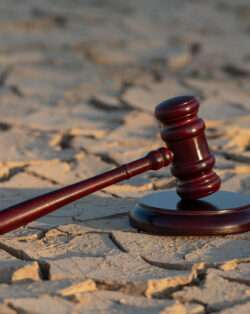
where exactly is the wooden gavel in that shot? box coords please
[0,96,222,235]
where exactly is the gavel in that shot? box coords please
[0,96,249,236]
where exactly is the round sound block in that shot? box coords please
[129,191,250,235]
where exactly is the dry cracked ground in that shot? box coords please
[0,0,250,313]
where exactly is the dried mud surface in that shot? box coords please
[0,0,250,313]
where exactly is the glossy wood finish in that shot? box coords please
[0,147,173,234]
[130,96,250,235]
[155,96,221,199]
[129,190,250,235]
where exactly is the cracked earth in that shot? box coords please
[0,0,250,313]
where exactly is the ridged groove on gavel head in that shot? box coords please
[155,95,221,200]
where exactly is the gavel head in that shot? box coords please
[155,95,221,200]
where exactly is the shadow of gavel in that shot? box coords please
[0,96,222,235]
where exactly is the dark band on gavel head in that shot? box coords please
[155,95,221,200]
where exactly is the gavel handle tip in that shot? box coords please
[147,147,173,170]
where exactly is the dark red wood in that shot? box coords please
[129,190,250,235]
[155,95,221,199]
[0,147,173,235]
[130,96,250,236]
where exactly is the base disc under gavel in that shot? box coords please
[130,95,250,235]
[0,96,250,235]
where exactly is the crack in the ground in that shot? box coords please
[143,256,250,276]
[0,165,28,182]
[72,212,128,223]
[182,240,215,262]
[25,169,60,185]
[141,256,193,271]
[27,226,52,239]
[101,189,123,198]
[78,146,120,168]
[109,233,128,253]
[0,121,12,131]
[9,84,24,97]
[0,241,50,281]
[5,302,24,314]
[178,78,204,100]
[220,274,250,286]
[0,241,33,261]
[50,131,78,152]
[84,261,208,299]
[219,151,250,164]
[0,66,12,86]
[93,279,147,297]
[89,95,131,112]
[93,152,120,168]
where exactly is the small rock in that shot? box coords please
[58,279,96,296]
[11,262,42,282]
[160,302,204,314]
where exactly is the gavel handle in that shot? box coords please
[0,147,173,234]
